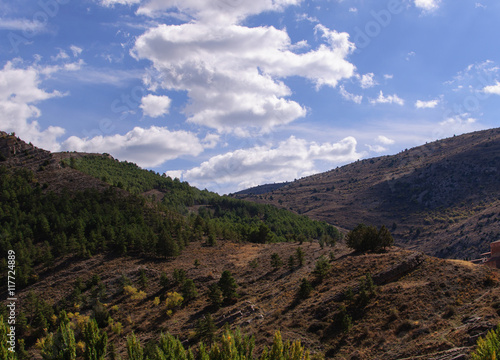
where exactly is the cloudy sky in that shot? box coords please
[1,0,499,193]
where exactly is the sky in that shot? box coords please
[0,0,499,194]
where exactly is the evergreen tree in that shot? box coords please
[296,247,305,267]
[196,314,217,345]
[126,333,143,360]
[181,279,198,302]
[40,314,77,360]
[298,278,313,299]
[271,253,283,270]
[83,319,107,360]
[208,284,223,310]
[218,271,238,302]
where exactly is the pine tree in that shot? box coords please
[296,247,305,267]
[83,319,107,360]
[40,314,77,360]
[218,270,238,302]
[181,279,198,302]
[208,284,223,309]
[126,333,143,360]
[196,314,217,345]
[271,253,283,270]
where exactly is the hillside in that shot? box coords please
[233,128,500,260]
[1,130,500,360]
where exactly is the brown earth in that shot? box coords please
[234,128,500,260]
[14,240,500,359]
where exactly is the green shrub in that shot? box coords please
[471,324,500,360]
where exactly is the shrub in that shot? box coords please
[208,284,223,309]
[346,224,394,253]
[165,292,184,312]
[313,256,331,281]
[218,271,238,302]
[181,279,198,302]
[296,247,305,266]
[298,278,313,299]
[471,324,500,360]
[271,253,283,269]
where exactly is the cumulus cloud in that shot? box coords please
[0,61,66,151]
[167,136,362,193]
[415,99,440,108]
[370,91,404,106]
[483,81,500,95]
[376,135,395,145]
[140,94,172,117]
[62,126,204,168]
[339,85,362,104]
[136,0,302,24]
[358,73,377,89]
[414,0,441,12]
[132,22,355,134]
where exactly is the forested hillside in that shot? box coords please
[2,131,500,360]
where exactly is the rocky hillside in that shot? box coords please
[234,128,500,260]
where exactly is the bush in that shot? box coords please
[218,271,238,302]
[313,256,331,281]
[471,324,500,360]
[165,292,184,313]
[271,253,283,269]
[298,278,313,299]
[346,224,394,253]
[181,279,198,302]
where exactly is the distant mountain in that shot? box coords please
[234,128,500,260]
[232,182,290,196]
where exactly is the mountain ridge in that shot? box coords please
[233,127,500,259]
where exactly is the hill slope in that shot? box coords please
[233,128,500,259]
[1,130,500,360]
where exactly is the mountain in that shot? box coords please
[1,130,500,360]
[233,128,500,260]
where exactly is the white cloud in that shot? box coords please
[483,81,500,95]
[376,135,395,145]
[0,61,65,151]
[168,136,362,193]
[70,45,83,57]
[339,85,362,104]
[132,22,355,134]
[62,126,204,168]
[52,49,70,61]
[349,7,358,13]
[201,133,220,149]
[384,74,394,80]
[370,91,404,106]
[358,73,377,89]
[101,0,140,6]
[140,94,172,118]
[440,116,477,127]
[0,18,46,32]
[415,99,440,108]
[136,0,302,24]
[366,144,387,153]
[414,0,441,12]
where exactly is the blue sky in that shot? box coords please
[0,0,499,194]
